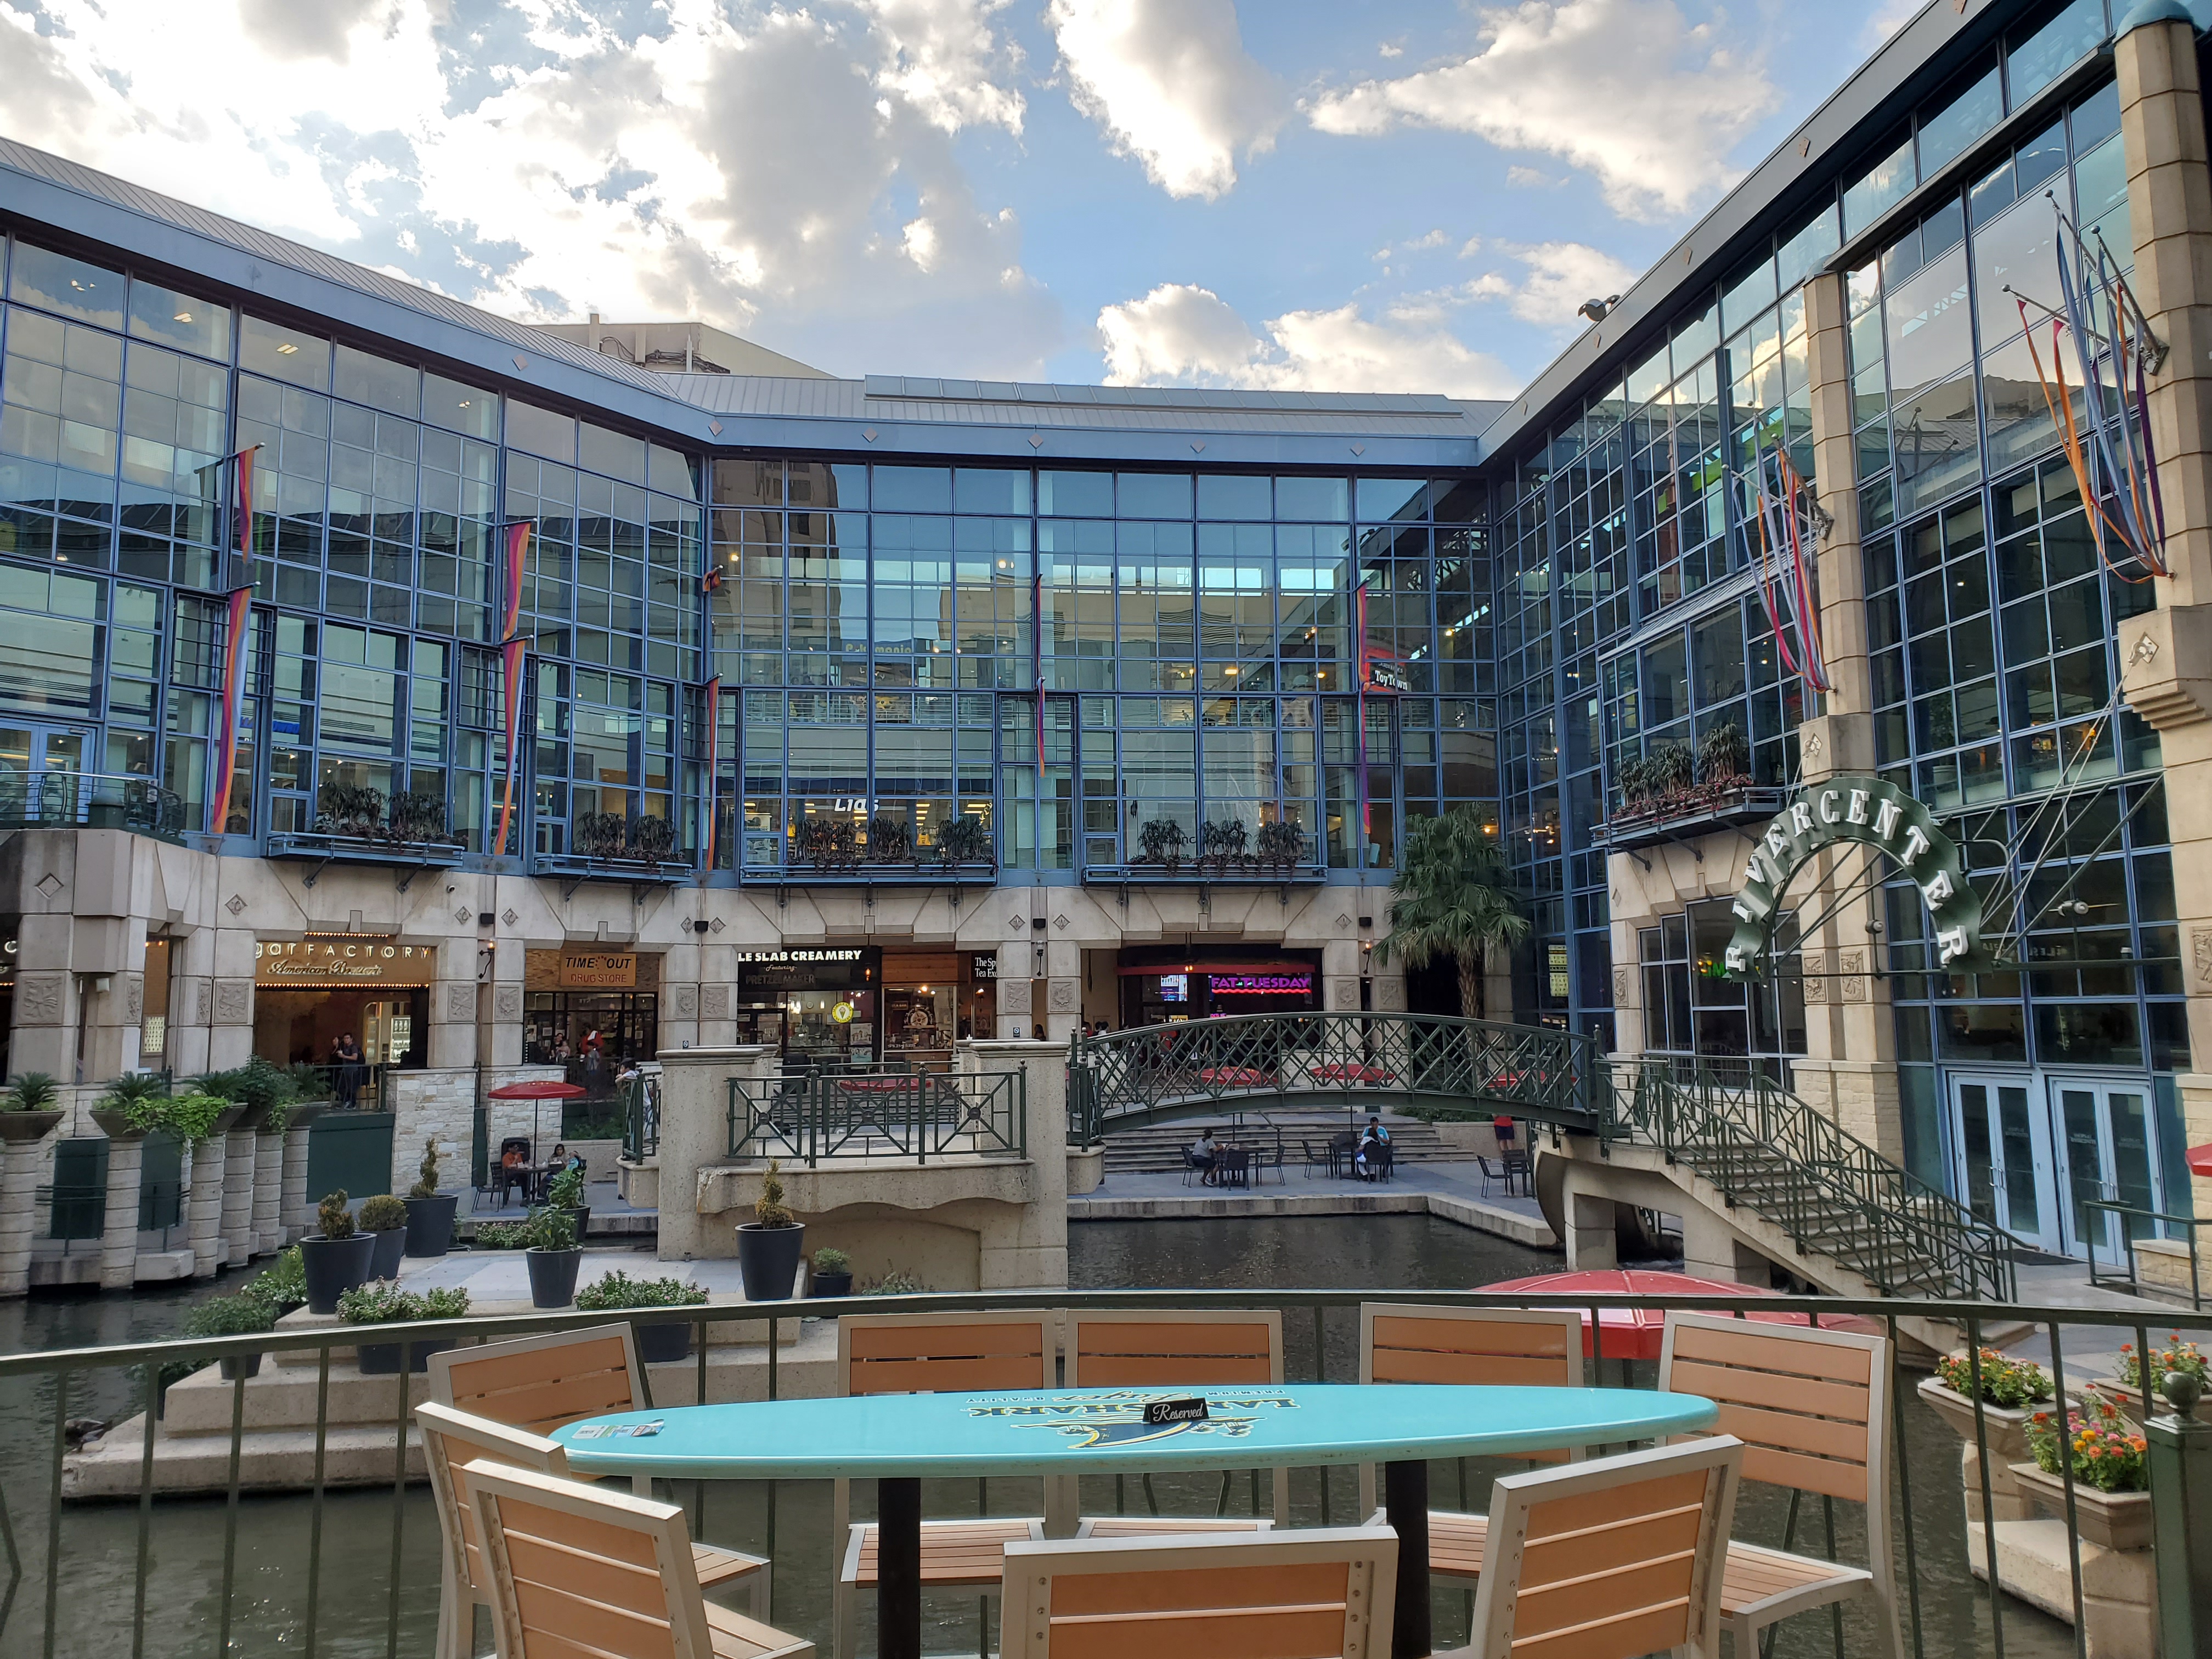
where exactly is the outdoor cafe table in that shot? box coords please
[554,1380,1717,1659]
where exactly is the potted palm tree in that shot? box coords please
[523,1205,583,1308]
[1373,808,1531,1023]
[300,1190,376,1314]
[403,1137,459,1258]
[0,1071,65,1146]
[358,1193,409,1280]
[736,1160,805,1300]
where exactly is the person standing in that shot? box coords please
[582,1027,605,1092]
[330,1032,364,1110]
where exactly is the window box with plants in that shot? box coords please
[300,1191,377,1314]
[337,1281,471,1374]
[522,1205,583,1309]
[1596,724,1786,851]
[535,810,692,881]
[190,1056,307,1135]
[0,1073,67,1144]
[267,784,467,870]
[736,1160,804,1301]
[574,1269,709,1363]
[358,1193,409,1280]
[1918,1349,2059,1520]
[2085,1333,2212,1427]
[2008,1395,2154,1551]
[402,1137,460,1259]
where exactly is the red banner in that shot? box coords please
[500,521,531,640]
[206,447,259,836]
[493,636,527,857]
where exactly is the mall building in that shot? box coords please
[1,0,2210,1249]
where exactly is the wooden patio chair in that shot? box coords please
[832,1310,1055,1659]
[1063,1307,1290,1534]
[1466,1437,1743,1659]
[998,1526,1399,1659]
[1356,1302,1585,1582]
[464,1459,814,1659]
[426,1322,760,1594]
[417,1402,766,1659]
[1658,1310,1905,1659]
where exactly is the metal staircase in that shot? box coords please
[1615,1060,2016,1301]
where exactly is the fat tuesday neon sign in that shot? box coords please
[1725,775,1990,980]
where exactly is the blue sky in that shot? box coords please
[0,0,1906,394]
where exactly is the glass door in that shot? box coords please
[2056,1081,2163,1263]
[1949,1073,2058,1251]
[0,724,92,823]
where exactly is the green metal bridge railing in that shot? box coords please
[726,1069,1026,1167]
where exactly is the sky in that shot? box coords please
[0,0,1917,396]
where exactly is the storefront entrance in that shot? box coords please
[1946,1069,2172,1261]
[252,935,437,1092]
[735,947,877,1069]
[1949,1073,2058,1252]
[1116,945,1323,1028]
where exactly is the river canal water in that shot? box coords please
[0,1215,2068,1658]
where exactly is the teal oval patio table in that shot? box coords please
[555,1381,1716,1659]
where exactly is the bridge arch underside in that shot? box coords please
[1093,1085,1590,1133]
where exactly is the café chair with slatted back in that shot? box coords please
[1466,1437,1744,1659]
[464,1459,814,1659]
[998,1526,1399,1659]
[1658,1310,1905,1659]
[832,1310,1055,1659]
[1062,1306,1290,1534]
[426,1326,767,1596]
[1356,1302,1585,1581]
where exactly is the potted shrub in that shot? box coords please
[338,1281,470,1374]
[2012,1396,2153,1550]
[0,1071,66,1145]
[524,1205,583,1308]
[359,1193,409,1280]
[403,1137,460,1258]
[575,1269,709,1363]
[545,1163,591,1243]
[300,1190,377,1314]
[810,1248,853,1300]
[736,1160,805,1301]
[183,1291,276,1381]
[470,1220,528,1251]
[241,1246,307,1320]
[863,1270,925,1296]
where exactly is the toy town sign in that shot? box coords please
[1725,776,1991,980]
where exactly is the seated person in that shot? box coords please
[1352,1116,1390,1179]
[1189,1127,1220,1184]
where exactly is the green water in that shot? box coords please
[0,1217,2070,1658]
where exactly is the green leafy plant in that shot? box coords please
[387,789,454,844]
[185,1291,275,1340]
[523,1206,577,1252]
[314,781,386,840]
[1373,807,1530,1020]
[471,1220,528,1250]
[629,812,676,864]
[935,814,993,868]
[195,1055,300,1132]
[1649,743,1695,793]
[317,1190,356,1241]
[2028,1398,2148,1493]
[409,1137,442,1200]
[287,1062,332,1102]
[1255,819,1306,868]
[1696,720,1750,785]
[240,1247,306,1314]
[574,1271,707,1311]
[3,1072,59,1111]
[1136,816,1187,870]
[358,1194,408,1233]
[812,1248,851,1276]
[754,1159,797,1229]
[336,1282,470,1323]
[2115,1333,2209,1390]
[114,1089,232,1145]
[862,1270,924,1296]
[545,1165,586,1210]
[1936,1348,2053,1408]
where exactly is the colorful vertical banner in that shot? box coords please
[1353,580,1372,847]
[206,445,259,837]
[1030,571,1046,783]
[702,675,722,871]
[492,520,533,859]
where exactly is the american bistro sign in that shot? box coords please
[1725,775,1990,979]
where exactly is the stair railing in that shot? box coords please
[1616,1057,2015,1301]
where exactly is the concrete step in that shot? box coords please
[1103,1115,1454,1173]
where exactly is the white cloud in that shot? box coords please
[0,0,1061,376]
[1096,281,1516,398]
[1860,0,1925,52]
[1306,0,1781,220]
[1047,0,1287,200]
[1465,240,1638,325]
[1506,165,1561,188]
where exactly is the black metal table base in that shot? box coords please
[1383,1458,1432,1658]
[878,1476,923,1659]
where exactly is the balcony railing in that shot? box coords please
[3,1288,2207,1659]
[0,771,185,842]
[1592,781,1788,851]
[622,1074,661,1162]
[726,1068,1027,1166]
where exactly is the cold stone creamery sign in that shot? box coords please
[256,937,435,986]
[1725,775,1991,979]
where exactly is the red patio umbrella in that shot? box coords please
[1475,1268,1884,1361]
[486,1078,589,1156]
[2187,1143,2212,1178]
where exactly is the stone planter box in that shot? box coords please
[2009,1462,2153,1553]
[1917,1375,2057,1522]
[2084,1374,2212,1429]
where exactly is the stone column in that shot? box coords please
[2111,5,2212,1211]
[1042,939,1080,1045]
[0,1114,60,1297]
[253,1122,285,1250]
[97,1129,144,1291]
[653,1046,776,1261]
[1560,1173,1620,1272]
[962,1039,1070,1289]
[280,1106,323,1244]
[168,924,217,1079]
[220,1118,258,1265]
[185,1122,233,1277]
[208,922,256,1070]
[429,938,481,1069]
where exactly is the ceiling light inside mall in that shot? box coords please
[276,342,298,355]
[173,311,192,323]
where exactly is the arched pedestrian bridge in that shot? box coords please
[1066,1011,1602,1140]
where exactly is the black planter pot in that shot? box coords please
[300,1233,376,1315]
[403,1194,459,1257]
[219,1353,263,1382]
[527,1246,583,1309]
[357,1337,454,1375]
[368,1226,407,1282]
[737,1222,806,1301]
[809,1271,853,1299]
[562,1205,591,1243]
[634,1321,692,1364]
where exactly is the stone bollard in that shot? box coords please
[185,1131,229,1277]
[0,1111,62,1297]
[90,1113,148,1292]
[2149,1373,2212,1659]
[279,1105,324,1245]
[252,1122,285,1254]
[219,1116,259,1266]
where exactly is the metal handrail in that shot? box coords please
[1069,1012,1601,1142]
[725,1069,1027,1167]
[2085,1199,2203,1311]
[622,1075,661,1162]
[1614,1058,2017,1302]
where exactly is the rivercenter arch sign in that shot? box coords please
[1725,775,1993,979]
